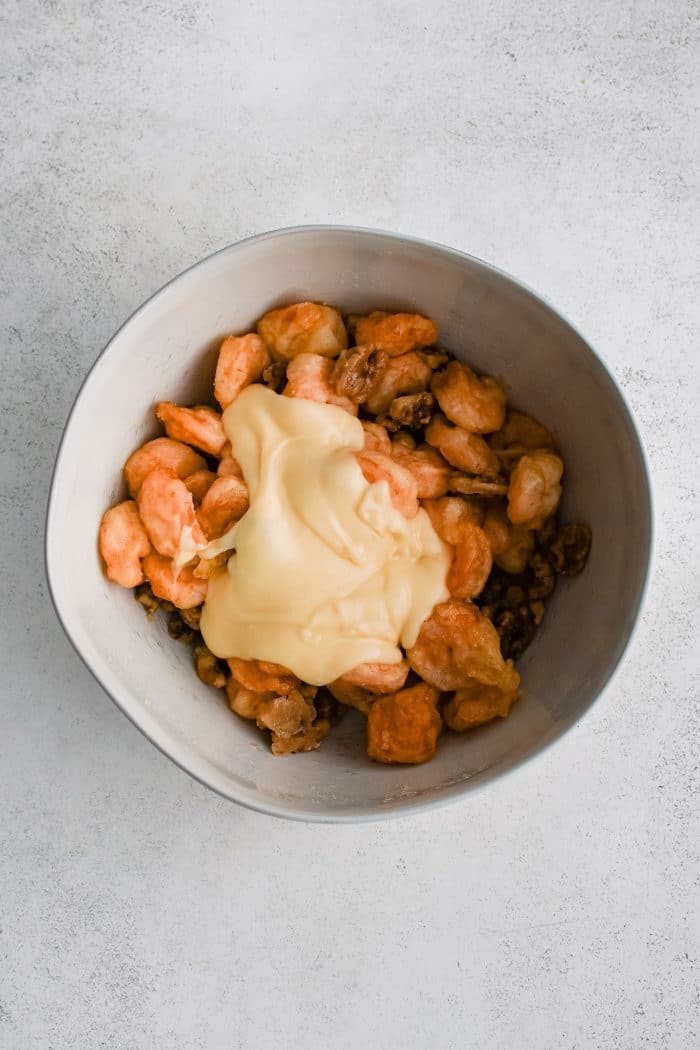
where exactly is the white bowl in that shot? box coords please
[46,226,652,822]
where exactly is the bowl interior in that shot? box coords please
[46,228,651,820]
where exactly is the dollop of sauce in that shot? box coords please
[200,385,450,685]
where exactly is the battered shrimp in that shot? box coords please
[258,302,347,360]
[216,442,244,479]
[365,351,433,415]
[338,659,409,694]
[362,421,392,455]
[447,473,508,498]
[197,476,249,540]
[446,521,493,600]
[156,402,227,456]
[391,431,416,451]
[425,413,501,475]
[137,468,206,559]
[98,500,151,587]
[443,679,518,732]
[432,361,506,433]
[331,345,388,403]
[490,410,554,452]
[214,333,270,408]
[389,392,434,429]
[226,680,271,721]
[507,450,563,529]
[328,679,376,715]
[183,469,216,506]
[142,552,208,608]
[407,598,520,693]
[422,495,485,542]
[390,444,451,499]
[356,450,419,519]
[367,684,442,765]
[482,501,535,574]
[228,658,299,694]
[192,551,229,579]
[124,438,206,498]
[284,353,358,414]
[353,311,439,357]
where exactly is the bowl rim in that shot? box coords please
[45,223,655,823]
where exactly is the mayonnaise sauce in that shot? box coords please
[199,385,450,685]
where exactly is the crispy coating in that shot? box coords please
[357,450,419,519]
[432,361,506,434]
[284,352,358,414]
[156,402,227,456]
[425,413,501,475]
[443,680,518,732]
[197,475,249,540]
[142,552,208,609]
[214,333,270,408]
[98,500,151,587]
[482,501,535,574]
[124,438,207,499]
[258,302,347,360]
[228,658,299,694]
[137,468,206,559]
[507,451,563,529]
[366,351,434,415]
[367,684,442,764]
[353,312,439,357]
[331,345,388,403]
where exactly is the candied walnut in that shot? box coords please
[134,583,160,619]
[550,523,592,576]
[180,605,201,631]
[389,392,434,429]
[367,684,442,765]
[443,680,518,732]
[528,552,556,599]
[313,688,343,726]
[331,345,388,403]
[270,721,330,755]
[167,613,196,646]
[535,516,558,550]
[256,688,315,739]
[530,599,545,625]
[193,643,228,689]
[485,605,537,661]
[226,680,270,721]
[262,360,288,392]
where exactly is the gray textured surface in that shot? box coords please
[1,1,699,1047]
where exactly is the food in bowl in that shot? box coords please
[98,301,591,764]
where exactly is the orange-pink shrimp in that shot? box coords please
[421,495,486,543]
[216,442,244,479]
[367,684,442,765]
[443,679,519,732]
[156,402,227,456]
[356,450,419,519]
[123,438,207,498]
[98,500,151,587]
[183,469,217,506]
[226,680,273,720]
[338,659,410,694]
[507,450,563,529]
[352,311,439,357]
[142,552,208,608]
[432,361,506,433]
[362,421,392,455]
[425,413,501,475]
[446,521,492,600]
[214,333,271,409]
[228,658,299,694]
[258,302,347,360]
[197,476,249,540]
[137,468,206,559]
[407,598,520,694]
[365,351,433,415]
[482,501,535,574]
[284,353,358,414]
[390,443,450,499]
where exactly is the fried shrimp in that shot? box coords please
[156,402,227,456]
[183,470,217,506]
[367,684,442,764]
[390,443,451,499]
[425,413,501,475]
[228,658,298,694]
[216,442,244,479]
[284,353,358,414]
[507,450,563,529]
[365,351,434,415]
[338,660,410,694]
[124,438,207,498]
[197,475,249,540]
[258,301,347,360]
[432,361,506,433]
[490,410,554,452]
[362,421,392,455]
[443,679,519,732]
[421,495,486,541]
[142,552,208,608]
[407,598,520,694]
[98,500,151,587]
[331,344,388,403]
[356,450,419,519]
[352,311,439,356]
[137,468,206,559]
[328,679,377,715]
[482,501,535,574]
[214,333,270,408]
[446,522,493,600]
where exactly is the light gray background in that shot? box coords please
[2,2,699,1048]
